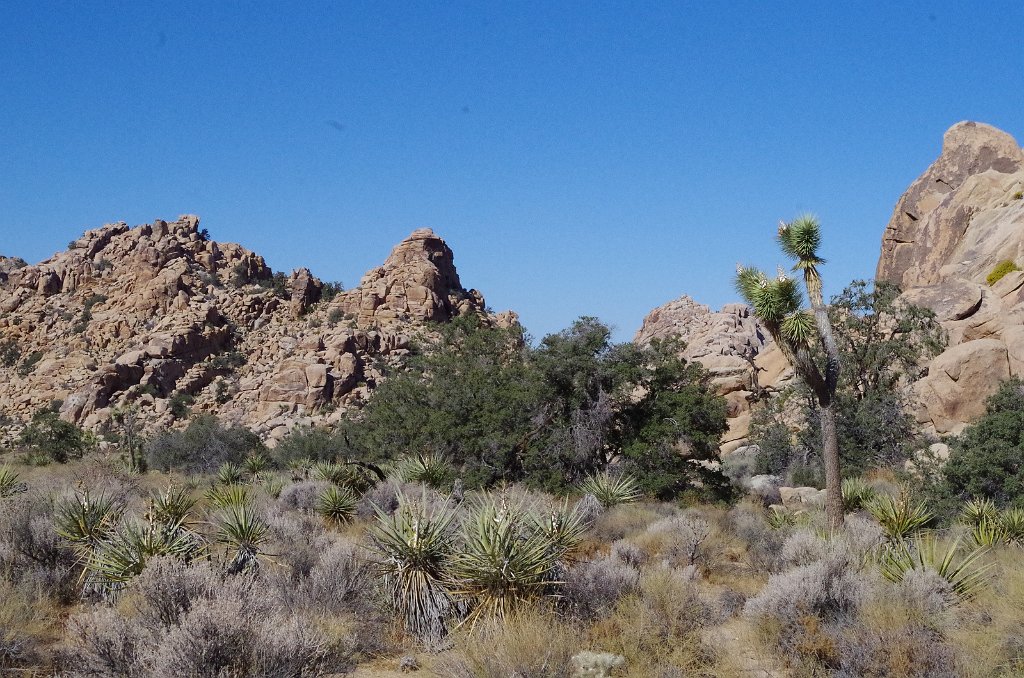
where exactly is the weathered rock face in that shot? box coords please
[635,296,790,453]
[0,218,495,443]
[334,228,485,325]
[877,122,1024,434]
[878,121,1024,289]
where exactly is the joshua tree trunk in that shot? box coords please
[807,273,844,529]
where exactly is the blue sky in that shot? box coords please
[2,2,1023,341]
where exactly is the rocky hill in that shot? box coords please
[877,122,1024,435]
[634,296,791,453]
[0,217,497,443]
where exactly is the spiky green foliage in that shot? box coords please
[866,490,932,541]
[777,214,825,268]
[216,462,245,485]
[531,499,588,560]
[841,477,877,512]
[394,453,455,489]
[0,465,23,499]
[450,495,562,623]
[150,485,197,526]
[369,491,458,641]
[214,504,270,574]
[970,519,1007,548]
[1000,507,1024,546]
[781,311,816,346]
[766,506,797,530]
[54,491,123,551]
[262,475,286,499]
[242,453,271,476]
[312,460,372,491]
[87,517,204,589]
[316,485,358,525]
[577,471,641,508]
[205,484,251,509]
[879,535,992,602]
[734,267,803,324]
[962,497,1000,527]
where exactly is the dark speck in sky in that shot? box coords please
[326,120,346,132]
[461,106,470,114]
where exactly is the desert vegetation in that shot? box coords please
[2,302,1024,677]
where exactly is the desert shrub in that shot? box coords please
[436,609,576,678]
[167,392,194,419]
[320,280,344,302]
[0,579,50,671]
[0,492,79,602]
[16,350,43,376]
[64,606,146,677]
[573,493,603,527]
[279,480,333,513]
[564,554,639,619]
[127,557,219,631]
[943,378,1024,507]
[744,549,871,623]
[610,539,647,568]
[300,540,374,614]
[272,426,347,466]
[641,512,713,567]
[729,503,789,572]
[988,259,1020,286]
[146,415,262,474]
[18,409,90,463]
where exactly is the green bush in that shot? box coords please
[0,339,20,368]
[987,259,1021,286]
[944,378,1024,507]
[18,408,90,463]
[146,415,263,474]
[16,351,44,377]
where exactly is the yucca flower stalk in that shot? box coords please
[215,504,271,574]
[450,494,561,625]
[577,470,641,509]
[880,534,992,602]
[736,214,844,528]
[370,490,458,642]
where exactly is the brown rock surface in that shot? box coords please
[0,218,497,443]
[876,122,1024,434]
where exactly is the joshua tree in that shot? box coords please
[735,215,844,527]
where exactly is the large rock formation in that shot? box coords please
[877,122,1024,434]
[0,218,492,443]
[635,296,790,453]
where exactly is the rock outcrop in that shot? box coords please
[0,218,493,443]
[877,122,1024,434]
[635,296,790,453]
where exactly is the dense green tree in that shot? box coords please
[943,378,1024,507]
[18,408,90,463]
[341,315,728,496]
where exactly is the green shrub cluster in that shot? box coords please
[987,259,1020,286]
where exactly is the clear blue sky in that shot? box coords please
[2,2,1023,341]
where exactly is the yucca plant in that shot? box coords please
[866,489,932,541]
[970,518,1008,548]
[313,460,372,492]
[54,490,124,552]
[0,464,24,499]
[288,456,315,479]
[150,485,197,526]
[962,497,1000,527]
[841,477,877,512]
[205,483,251,509]
[531,499,589,561]
[215,504,271,574]
[216,462,245,485]
[577,471,641,508]
[317,485,358,525]
[370,491,458,642]
[242,453,271,477]
[879,534,992,602]
[262,475,286,499]
[766,506,797,530]
[450,494,561,624]
[1000,507,1024,546]
[395,453,455,489]
[87,516,205,590]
